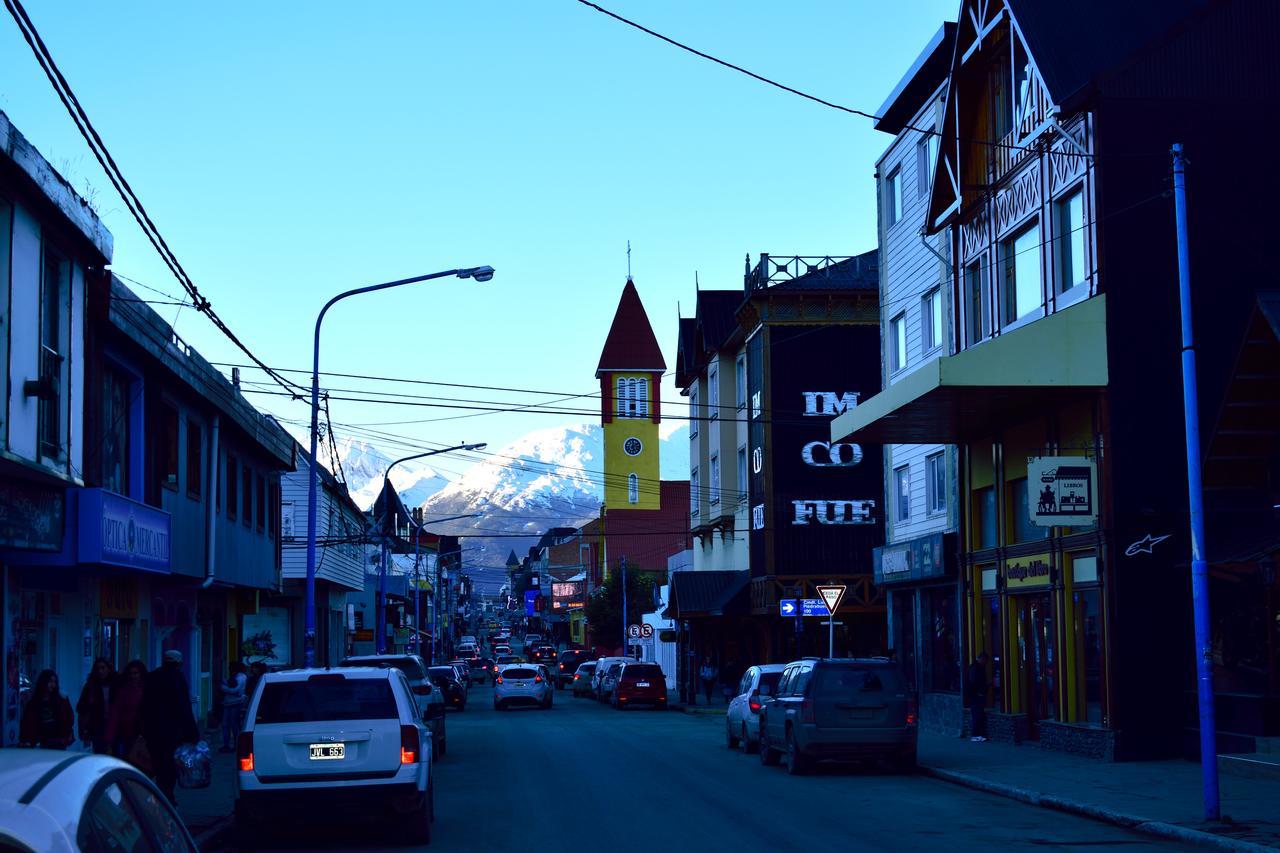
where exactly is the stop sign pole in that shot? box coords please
[816,585,846,658]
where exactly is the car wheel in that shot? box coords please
[759,726,780,766]
[785,729,810,776]
[740,723,757,755]
[726,723,740,749]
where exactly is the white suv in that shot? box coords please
[493,664,552,710]
[235,667,434,845]
[340,654,447,758]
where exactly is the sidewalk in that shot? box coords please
[174,748,236,848]
[918,731,1280,850]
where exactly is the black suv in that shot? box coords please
[758,658,916,775]
[428,665,468,711]
[554,650,592,689]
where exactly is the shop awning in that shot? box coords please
[831,294,1108,445]
[664,570,750,619]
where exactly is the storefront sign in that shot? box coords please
[100,578,139,619]
[873,532,955,585]
[0,479,64,552]
[1027,457,1097,527]
[78,489,170,572]
[1005,554,1053,589]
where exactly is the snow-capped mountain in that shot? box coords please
[321,437,456,511]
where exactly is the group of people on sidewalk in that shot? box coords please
[17,651,263,803]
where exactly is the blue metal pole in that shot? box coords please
[377,540,388,654]
[1172,142,1219,822]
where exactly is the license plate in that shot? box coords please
[636,682,650,687]
[309,743,345,760]
[848,708,874,720]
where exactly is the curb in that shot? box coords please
[681,707,727,717]
[920,765,1276,852]
[192,816,234,851]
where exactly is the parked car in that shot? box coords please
[610,662,668,710]
[725,664,785,754]
[554,650,592,688]
[571,662,598,697]
[428,666,468,711]
[597,662,625,701]
[590,656,633,699]
[494,664,553,711]
[455,644,479,660]
[0,750,198,852]
[235,668,434,844]
[532,645,558,664]
[469,658,493,686]
[448,660,472,686]
[340,654,448,758]
[757,658,917,775]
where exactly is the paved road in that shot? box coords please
[223,681,1184,852]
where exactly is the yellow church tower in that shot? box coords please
[597,277,666,511]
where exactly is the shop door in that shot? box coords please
[1015,593,1057,736]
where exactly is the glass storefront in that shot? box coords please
[923,586,960,692]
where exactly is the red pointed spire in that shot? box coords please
[596,278,667,376]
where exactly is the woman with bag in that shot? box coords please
[106,660,148,767]
[76,658,117,754]
[19,670,75,749]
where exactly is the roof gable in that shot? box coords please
[597,279,667,375]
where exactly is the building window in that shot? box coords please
[709,454,720,506]
[894,465,911,522]
[636,377,648,417]
[158,404,179,492]
[922,288,943,354]
[256,474,267,530]
[615,376,649,419]
[708,368,719,420]
[690,468,699,518]
[627,473,639,504]
[1009,478,1050,543]
[965,258,990,346]
[226,453,238,520]
[974,485,996,548]
[186,420,202,500]
[737,446,747,504]
[923,586,961,692]
[689,387,699,438]
[885,168,902,228]
[38,246,70,459]
[102,363,132,495]
[735,355,746,409]
[242,463,253,526]
[926,451,946,515]
[1057,190,1086,294]
[916,132,937,199]
[1000,222,1042,327]
[890,313,907,374]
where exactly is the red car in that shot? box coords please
[611,662,667,710]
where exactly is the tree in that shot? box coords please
[584,568,662,649]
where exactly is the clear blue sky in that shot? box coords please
[1,0,955,474]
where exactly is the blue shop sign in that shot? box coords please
[872,532,954,585]
[78,489,171,572]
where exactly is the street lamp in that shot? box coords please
[303,266,494,668]
[378,445,486,655]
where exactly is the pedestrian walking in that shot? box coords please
[106,660,147,763]
[218,662,247,753]
[698,656,719,705]
[141,650,199,804]
[76,657,117,754]
[965,651,990,742]
[19,669,75,750]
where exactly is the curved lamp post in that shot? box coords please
[304,266,494,668]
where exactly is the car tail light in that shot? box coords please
[412,684,431,695]
[236,732,254,772]
[534,674,544,683]
[907,694,918,726]
[400,725,418,764]
[573,673,580,681]
[495,676,503,685]
[748,691,763,714]
[801,697,815,724]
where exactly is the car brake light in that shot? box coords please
[573,673,580,681]
[400,725,418,764]
[236,732,254,772]
[907,693,918,726]
[495,676,503,685]
[748,691,762,713]
[534,675,543,683]
[801,697,815,723]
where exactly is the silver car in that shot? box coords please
[494,664,553,710]
[726,664,785,753]
[597,662,624,701]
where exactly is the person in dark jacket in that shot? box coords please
[965,652,990,742]
[106,660,147,760]
[19,669,75,749]
[76,658,117,754]
[141,650,199,803]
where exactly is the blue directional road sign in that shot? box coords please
[779,599,797,617]
[801,599,828,617]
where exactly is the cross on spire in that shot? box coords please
[626,240,632,282]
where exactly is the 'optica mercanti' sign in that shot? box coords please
[78,489,171,572]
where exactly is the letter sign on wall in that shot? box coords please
[801,441,863,467]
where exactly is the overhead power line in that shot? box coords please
[3,0,303,400]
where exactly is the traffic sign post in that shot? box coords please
[627,624,642,640]
[815,585,847,658]
[800,599,828,617]
[640,623,653,639]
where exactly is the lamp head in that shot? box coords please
[463,442,488,451]
[458,265,495,283]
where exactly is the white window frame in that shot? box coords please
[894,465,911,523]
[737,446,747,505]
[735,355,746,410]
[690,468,700,518]
[965,257,990,347]
[708,368,719,421]
[926,451,947,515]
[627,473,639,504]
[889,312,907,374]
[1056,188,1086,295]
[922,288,943,355]
[709,454,720,506]
[916,132,937,199]
[885,167,902,228]
[1000,220,1043,328]
[689,386,699,438]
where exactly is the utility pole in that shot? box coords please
[1172,142,1219,822]
[620,557,628,657]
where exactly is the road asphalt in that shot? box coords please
[216,680,1188,852]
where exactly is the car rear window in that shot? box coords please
[429,667,457,680]
[760,671,783,692]
[577,663,596,674]
[622,665,662,679]
[815,666,901,697]
[341,657,425,681]
[255,677,398,723]
[502,668,538,680]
